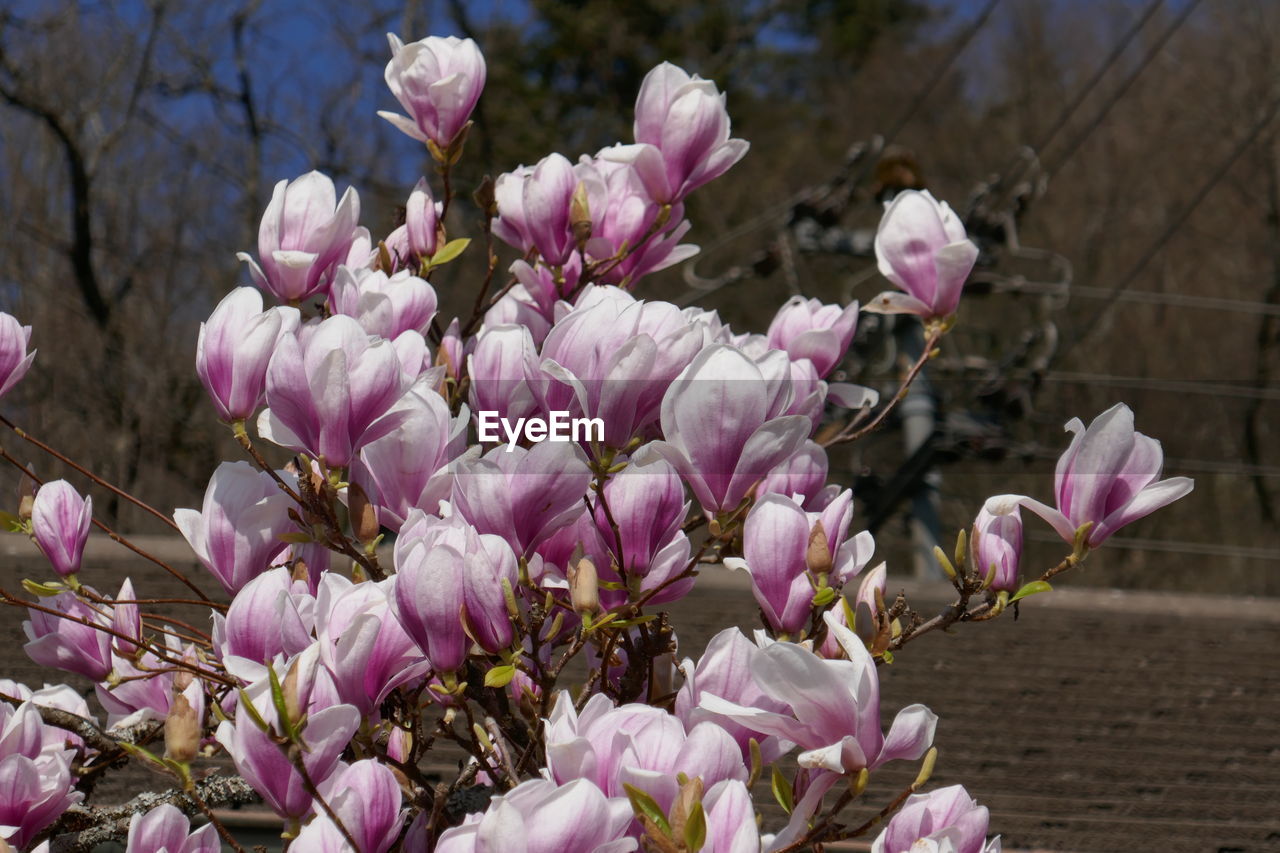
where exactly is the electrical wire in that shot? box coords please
[1061,92,1280,357]
[1042,0,1205,177]
[989,278,1280,318]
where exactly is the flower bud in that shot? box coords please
[31,480,92,579]
[805,520,832,576]
[570,180,592,248]
[379,34,486,150]
[0,312,35,401]
[164,693,200,763]
[347,482,381,545]
[406,177,440,258]
[568,557,599,616]
[970,495,1023,593]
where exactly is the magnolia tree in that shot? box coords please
[0,34,1193,853]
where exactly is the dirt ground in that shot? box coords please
[2,535,1276,852]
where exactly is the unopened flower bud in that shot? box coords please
[281,660,302,727]
[164,693,200,763]
[570,181,592,248]
[16,466,35,521]
[568,557,599,616]
[347,482,381,545]
[473,174,497,218]
[805,520,832,576]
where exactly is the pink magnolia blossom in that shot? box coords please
[328,266,438,341]
[631,62,748,201]
[451,442,592,556]
[435,778,637,853]
[260,314,409,467]
[871,785,1001,853]
[758,440,840,510]
[195,287,301,422]
[467,323,543,424]
[379,34,486,149]
[703,779,761,853]
[640,344,810,515]
[238,171,362,304]
[126,803,219,853]
[211,566,314,668]
[23,590,113,681]
[0,312,36,400]
[723,491,874,636]
[30,479,92,579]
[314,574,429,716]
[676,628,790,765]
[537,286,704,449]
[350,386,469,531]
[867,190,978,319]
[0,750,81,848]
[700,612,937,776]
[1020,403,1193,547]
[405,176,440,258]
[215,674,360,820]
[173,461,294,595]
[766,296,859,378]
[545,691,747,813]
[292,759,406,853]
[971,496,1023,592]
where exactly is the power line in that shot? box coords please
[1063,92,1280,357]
[882,0,1003,144]
[1026,531,1280,562]
[981,0,1165,212]
[990,278,1280,318]
[1040,371,1280,402]
[1043,0,1204,176]
[1030,0,1165,158]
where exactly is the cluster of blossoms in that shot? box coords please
[0,33,1192,853]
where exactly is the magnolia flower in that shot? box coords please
[0,750,81,848]
[405,176,440,258]
[349,386,469,531]
[237,171,361,304]
[0,312,35,400]
[451,442,592,557]
[537,286,704,449]
[766,297,859,378]
[174,461,294,595]
[631,62,748,201]
[435,778,637,853]
[1021,403,1193,547]
[640,344,810,515]
[971,496,1023,592]
[545,691,747,813]
[701,613,937,776]
[260,314,409,467]
[328,266,438,341]
[867,190,978,319]
[724,491,874,636]
[30,480,92,579]
[291,759,406,853]
[196,287,301,422]
[871,785,1001,853]
[313,574,429,716]
[215,677,360,820]
[126,803,219,853]
[23,591,113,681]
[380,34,486,149]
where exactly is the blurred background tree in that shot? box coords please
[0,0,1275,593]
